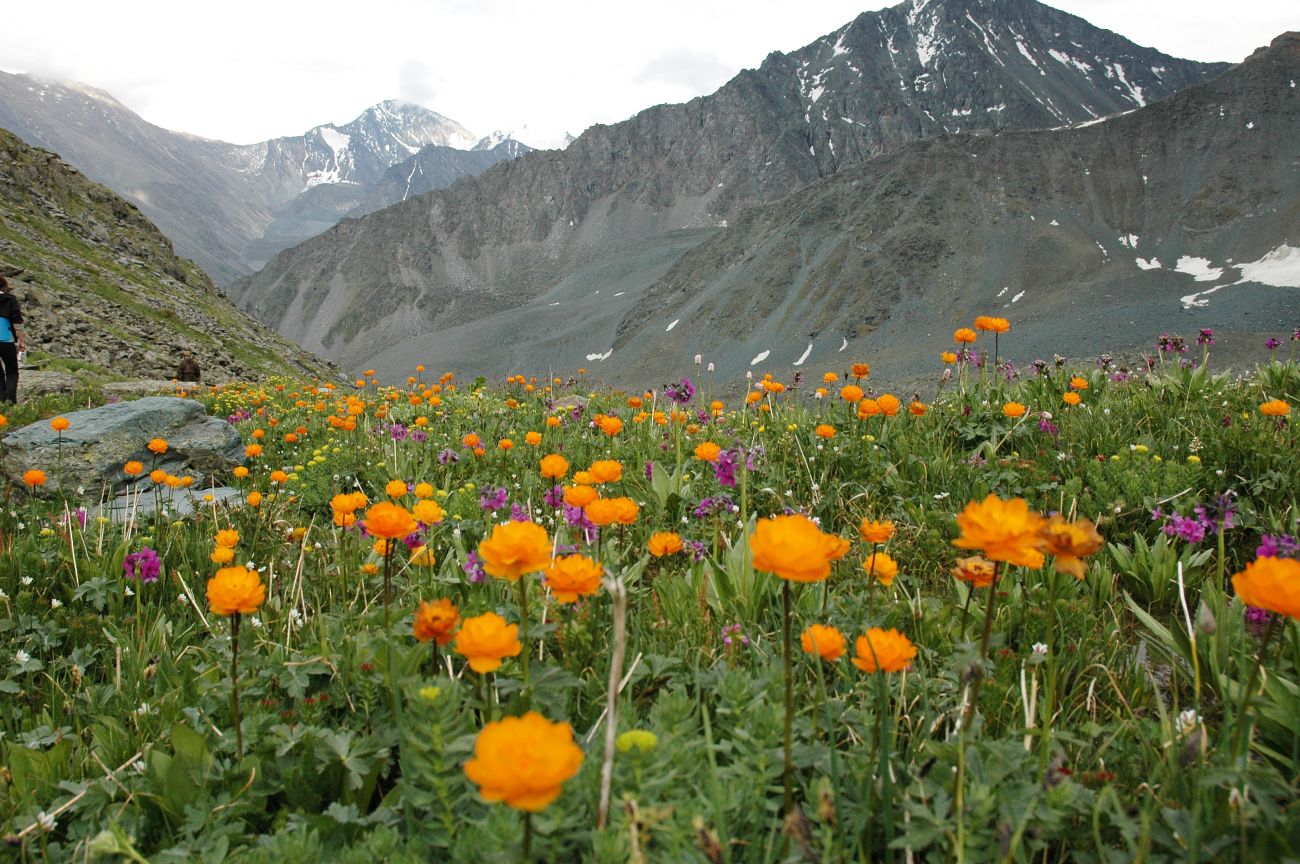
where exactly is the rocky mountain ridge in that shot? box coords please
[0,78,526,281]
[365,31,1300,387]
[226,0,1229,371]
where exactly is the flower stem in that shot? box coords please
[518,576,531,691]
[230,613,243,761]
[964,562,1002,727]
[522,811,533,862]
[782,580,794,816]
[1233,615,1280,761]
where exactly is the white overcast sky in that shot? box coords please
[2,1,1296,146]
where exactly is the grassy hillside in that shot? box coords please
[0,127,335,384]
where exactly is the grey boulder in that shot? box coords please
[3,396,243,494]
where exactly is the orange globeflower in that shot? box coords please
[244,444,263,458]
[413,499,445,525]
[562,484,599,508]
[1232,556,1300,620]
[1260,399,1290,417]
[464,711,584,812]
[941,351,958,364]
[269,470,289,484]
[815,423,836,439]
[974,316,1010,333]
[544,554,605,603]
[414,482,435,498]
[385,479,409,498]
[862,551,900,587]
[694,441,722,462]
[584,496,639,526]
[1042,515,1104,579]
[539,453,570,479]
[876,394,901,417]
[851,628,917,673]
[455,611,522,673]
[953,328,977,344]
[147,438,168,454]
[207,566,266,616]
[210,547,236,565]
[801,624,847,661]
[546,416,562,428]
[1069,376,1089,390]
[478,521,553,581]
[364,502,419,540]
[525,431,543,446]
[1002,402,1027,419]
[839,385,864,403]
[750,514,841,583]
[123,460,144,476]
[909,401,928,416]
[149,469,167,484]
[951,556,996,588]
[462,433,481,449]
[413,598,460,645]
[50,416,70,432]
[851,362,870,380]
[647,532,684,557]
[22,469,46,487]
[588,460,623,484]
[572,470,595,486]
[1063,392,1082,406]
[953,494,1048,568]
[857,398,881,418]
[859,519,896,544]
[410,545,437,567]
[214,529,240,549]
[597,415,624,436]
[498,438,514,451]
[246,491,263,508]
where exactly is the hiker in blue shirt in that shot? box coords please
[0,275,26,404]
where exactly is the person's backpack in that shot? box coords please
[0,315,12,343]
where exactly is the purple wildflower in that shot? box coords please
[543,484,565,508]
[510,503,531,523]
[1197,328,1214,346]
[463,551,487,584]
[714,449,739,488]
[1163,514,1206,545]
[1256,533,1299,559]
[388,423,408,441]
[479,486,509,511]
[664,377,696,405]
[124,548,161,583]
[1244,605,1272,638]
[1265,337,1281,351]
[437,448,459,465]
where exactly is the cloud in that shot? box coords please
[396,59,439,108]
[633,46,736,92]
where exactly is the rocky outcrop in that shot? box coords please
[2,397,242,495]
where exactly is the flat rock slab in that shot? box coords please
[3,396,243,494]
[93,485,244,523]
[17,370,83,397]
[102,380,190,397]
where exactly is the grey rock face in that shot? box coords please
[226,0,1228,370]
[94,485,244,523]
[3,397,242,494]
[16,371,83,397]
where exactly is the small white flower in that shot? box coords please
[124,585,135,597]
[0,588,7,599]
[250,616,263,629]
[1056,452,1068,461]
[1103,408,1112,416]
[133,760,147,774]
[21,575,33,586]
[177,594,187,603]
[933,492,950,501]
[1032,642,1048,656]
[135,702,150,715]
[15,650,30,664]
[36,811,56,833]
[50,599,62,609]
[708,363,715,372]
[1177,708,1200,736]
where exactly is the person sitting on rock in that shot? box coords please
[0,275,26,404]
[176,351,201,383]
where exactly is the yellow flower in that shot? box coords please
[478,521,553,581]
[412,598,459,645]
[859,519,895,544]
[615,730,658,754]
[206,566,266,616]
[800,624,847,661]
[852,628,916,673]
[1232,556,1300,620]
[364,502,419,540]
[543,554,605,603]
[455,611,522,673]
[952,494,1047,568]
[1041,516,1103,579]
[750,514,841,583]
[413,499,445,525]
[862,551,900,587]
[409,545,437,567]
[647,532,683,557]
[464,711,583,812]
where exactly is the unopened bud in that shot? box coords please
[1196,602,1217,635]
